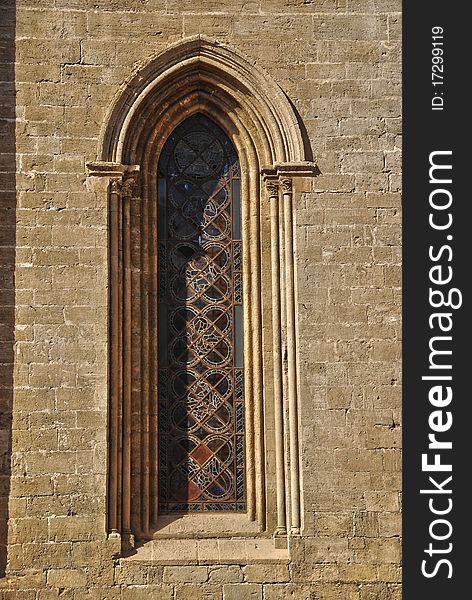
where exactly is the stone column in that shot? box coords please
[121,172,140,548]
[87,162,140,549]
[280,176,301,535]
[265,178,287,539]
[108,177,122,538]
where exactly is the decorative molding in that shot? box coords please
[95,37,316,167]
[273,162,318,177]
[86,161,140,178]
[262,163,318,195]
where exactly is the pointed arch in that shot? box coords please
[97,36,311,169]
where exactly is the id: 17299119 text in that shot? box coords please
[431,26,445,111]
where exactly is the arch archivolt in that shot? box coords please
[87,36,316,551]
[97,36,306,167]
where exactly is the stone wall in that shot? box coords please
[0,0,401,598]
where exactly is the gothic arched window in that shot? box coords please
[89,37,315,551]
[156,114,245,512]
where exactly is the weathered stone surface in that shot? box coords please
[174,584,222,600]
[243,565,290,583]
[262,584,313,600]
[122,586,173,600]
[223,584,262,600]
[46,568,87,587]
[209,566,244,584]
[163,566,209,583]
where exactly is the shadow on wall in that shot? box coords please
[287,97,314,164]
[0,0,16,577]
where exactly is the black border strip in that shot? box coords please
[403,3,468,597]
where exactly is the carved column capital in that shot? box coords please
[265,180,279,198]
[121,173,139,199]
[110,178,123,195]
[279,177,292,194]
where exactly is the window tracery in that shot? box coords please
[156,114,245,512]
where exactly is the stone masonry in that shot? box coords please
[0,1,401,598]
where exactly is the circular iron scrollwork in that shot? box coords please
[157,114,245,512]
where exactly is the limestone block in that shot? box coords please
[262,584,313,600]
[208,566,244,584]
[163,566,209,583]
[122,586,173,600]
[174,584,222,600]
[243,565,290,584]
[46,569,87,587]
[223,584,262,600]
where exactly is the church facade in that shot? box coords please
[0,1,401,598]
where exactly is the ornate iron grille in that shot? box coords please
[157,114,245,512]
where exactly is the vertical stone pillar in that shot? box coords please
[265,177,287,538]
[241,170,255,523]
[280,176,301,535]
[139,174,151,538]
[108,177,122,538]
[248,169,266,529]
[87,162,140,549]
[121,174,133,547]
